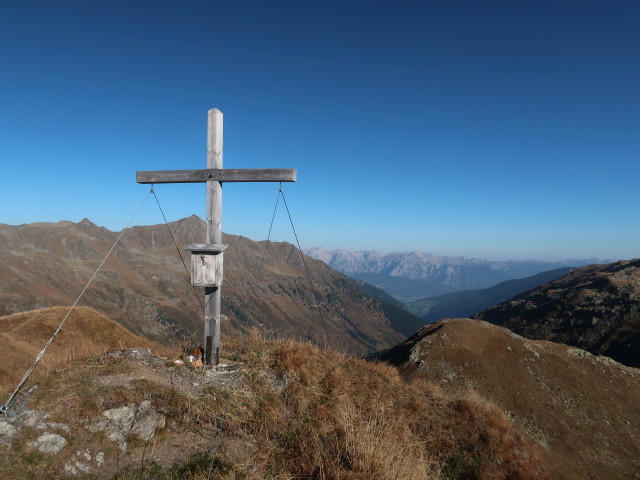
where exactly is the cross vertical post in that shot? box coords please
[136,108,296,366]
[205,108,223,365]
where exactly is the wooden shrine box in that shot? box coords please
[185,244,227,287]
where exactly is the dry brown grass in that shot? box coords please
[1,326,548,480]
[216,336,547,480]
[444,391,548,480]
[0,306,167,395]
[382,318,640,480]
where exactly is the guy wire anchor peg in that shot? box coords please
[0,404,8,415]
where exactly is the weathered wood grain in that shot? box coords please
[205,108,223,366]
[189,252,224,288]
[136,168,297,184]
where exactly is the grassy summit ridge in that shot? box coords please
[0,309,545,479]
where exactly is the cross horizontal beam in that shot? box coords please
[136,168,296,184]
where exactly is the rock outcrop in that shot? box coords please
[88,400,165,452]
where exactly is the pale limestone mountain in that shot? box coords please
[304,246,600,300]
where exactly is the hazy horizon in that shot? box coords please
[0,214,617,264]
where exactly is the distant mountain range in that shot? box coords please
[304,247,600,301]
[406,267,574,323]
[474,259,640,368]
[0,217,422,355]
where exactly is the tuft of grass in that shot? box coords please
[219,336,547,479]
[442,390,548,479]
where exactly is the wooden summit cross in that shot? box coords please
[136,108,296,365]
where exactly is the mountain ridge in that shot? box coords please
[0,306,167,396]
[304,246,600,300]
[0,217,421,355]
[377,317,640,480]
[474,258,640,367]
[407,267,574,322]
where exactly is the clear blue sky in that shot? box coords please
[1,1,638,261]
